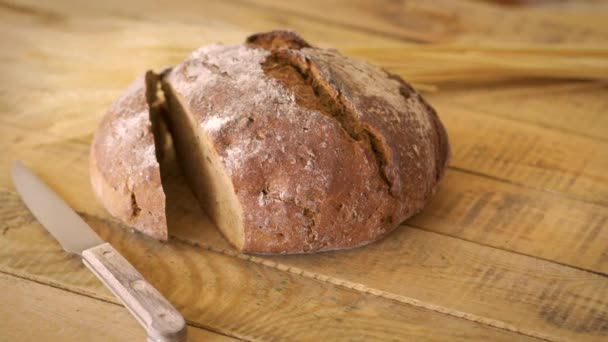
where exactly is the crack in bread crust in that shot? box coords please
[259,49,394,193]
[130,193,141,218]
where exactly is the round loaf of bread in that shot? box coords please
[90,30,450,254]
[160,30,450,253]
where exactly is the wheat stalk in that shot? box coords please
[344,45,608,89]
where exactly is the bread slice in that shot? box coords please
[90,71,168,240]
[161,79,245,249]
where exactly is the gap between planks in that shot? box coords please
[0,267,248,341]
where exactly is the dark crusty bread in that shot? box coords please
[157,30,450,253]
[90,71,168,240]
[90,30,449,253]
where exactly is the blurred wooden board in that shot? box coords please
[1,0,607,341]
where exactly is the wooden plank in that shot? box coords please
[426,81,608,142]
[435,103,608,206]
[0,272,234,342]
[242,0,608,44]
[410,169,608,274]
[0,192,535,342]
[257,230,608,341]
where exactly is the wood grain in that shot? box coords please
[411,170,608,275]
[427,81,608,142]
[0,191,534,342]
[260,229,608,341]
[0,125,98,216]
[437,103,608,206]
[0,272,234,342]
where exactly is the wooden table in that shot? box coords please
[1,0,607,341]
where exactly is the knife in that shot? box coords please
[11,161,187,342]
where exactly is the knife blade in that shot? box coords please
[11,161,103,255]
[11,161,187,342]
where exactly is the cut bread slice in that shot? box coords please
[161,79,245,250]
[90,71,169,240]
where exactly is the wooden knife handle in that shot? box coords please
[82,243,187,342]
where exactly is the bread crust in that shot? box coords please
[163,30,450,253]
[90,72,168,240]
